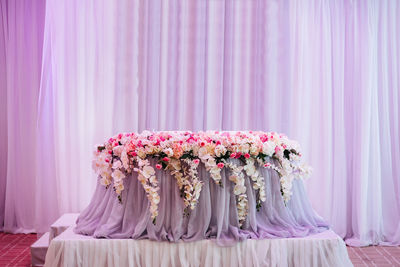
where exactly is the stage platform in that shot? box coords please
[31,213,79,266]
[44,226,352,267]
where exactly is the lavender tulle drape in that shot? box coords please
[1,0,399,247]
[74,158,328,245]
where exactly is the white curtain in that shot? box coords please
[1,0,399,246]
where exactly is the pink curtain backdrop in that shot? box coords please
[1,0,399,246]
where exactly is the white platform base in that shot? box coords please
[49,213,80,243]
[44,227,353,267]
[31,213,79,267]
[31,232,50,267]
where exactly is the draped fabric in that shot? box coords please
[74,159,328,244]
[0,0,399,246]
[0,0,47,233]
[44,228,353,267]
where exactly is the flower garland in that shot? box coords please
[223,160,248,227]
[92,131,312,224]
[181,158,203,211]
[133,158,159,223]
[244,158,266,211]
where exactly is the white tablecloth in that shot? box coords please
[45,227,352,267]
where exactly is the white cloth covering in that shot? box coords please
[44,227,352,267]
[31,232,50,267]
[49,213,79,243]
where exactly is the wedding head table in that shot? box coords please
[74,131,329,244]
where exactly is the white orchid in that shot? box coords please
[111,169,125,182]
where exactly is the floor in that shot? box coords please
[0,232,399,267]
[347,246,400,267]
[0,232,36,267]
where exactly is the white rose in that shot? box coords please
[238,143,250,153]
[164,148,174,157]
[250,144,259,156]
[214,145,227,157]
[262,141,275,156]
[198,147,209,160]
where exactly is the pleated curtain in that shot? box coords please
[0,0,399,246]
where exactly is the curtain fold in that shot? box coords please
[0,0,399,246]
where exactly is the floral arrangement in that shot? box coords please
[91,131,312,226]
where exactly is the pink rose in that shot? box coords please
[230,153,236,158]
[275,146,281,153]
[264,163,270,167]
[155,164,162,169]
[105,158,110,163]
[235,152,242,159]
[217,162,224,169]
[162,157,170,162]
[244,153,250,159]
[193,159,200,165]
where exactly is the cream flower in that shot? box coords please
[112,160,122,170]
[214,145,227,157]
[164,148,174,157]
[234,184,246,195]
[112,169,125,182]
[142,165,155,178]
[113,145,123,156]
[115,183,124,195]
[169,159,181,170]
[198,147,209,160]
[121,150,129,170]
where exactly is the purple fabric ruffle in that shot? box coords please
[74,158,328,245]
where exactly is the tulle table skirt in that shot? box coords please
[75,159,328,245]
